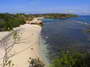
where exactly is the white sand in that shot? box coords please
[0,24,45,67]
[0,32,10,64]
[0,32,10,40]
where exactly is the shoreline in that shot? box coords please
[0,24,47,67]
[39,35,50,66]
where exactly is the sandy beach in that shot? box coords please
[0,24,46,67]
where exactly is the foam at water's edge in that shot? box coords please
[39,35,50,66]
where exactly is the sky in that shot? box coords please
[0,0,90,15]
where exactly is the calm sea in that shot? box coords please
[41,16,90,62]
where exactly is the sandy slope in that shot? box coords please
[11,24,41,67]
[5,24,43,67]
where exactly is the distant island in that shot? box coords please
[30,13,78,19]
[0,13,78,31]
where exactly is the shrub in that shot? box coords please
[50,51,90,67]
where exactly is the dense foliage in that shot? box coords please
[31,13,78,19]
[50,51,90,67]
[0,13,25,31]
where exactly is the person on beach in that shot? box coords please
[28,57,32,67]
[30,59,35,66]
[28,57,45,67]
[28,57,35,67]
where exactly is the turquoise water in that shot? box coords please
[41,16,90,62]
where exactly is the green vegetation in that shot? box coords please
[0,13,78,31]
[0,13,25,31]
[50,50,90,67]
[31,13,78,19]
[87,30,90,32]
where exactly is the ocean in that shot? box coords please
[41,16,90,62]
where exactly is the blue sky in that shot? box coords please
[0,0,90,15]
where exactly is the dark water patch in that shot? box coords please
[41,16,90,62]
